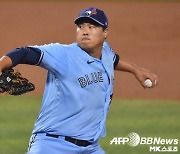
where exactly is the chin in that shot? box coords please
[79,43,92,51]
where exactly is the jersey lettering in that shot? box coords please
[78,72,103,88]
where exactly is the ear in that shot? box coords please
[103,28,108,39]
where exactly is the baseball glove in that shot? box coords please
[0,68,35,95]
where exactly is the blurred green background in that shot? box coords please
[0,97,179,154]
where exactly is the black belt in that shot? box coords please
[46,133,92,147]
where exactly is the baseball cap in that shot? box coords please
[74,7,108,28]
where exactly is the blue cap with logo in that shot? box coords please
[74,7,108,28]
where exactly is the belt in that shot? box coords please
[46,133,92,147]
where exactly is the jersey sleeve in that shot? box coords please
[113,53,119,69]
[30,43,68,76]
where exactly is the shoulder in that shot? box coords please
[31,43,79,53]
[50,42,80,51]
[103,41,112,49]
[102,41,115,57]
[103,42,115,54]
[40,43,70,50]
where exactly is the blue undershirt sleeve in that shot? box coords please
[6,47,43,67]
[113,53,119,69]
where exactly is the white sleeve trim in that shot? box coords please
[35,50,44,66]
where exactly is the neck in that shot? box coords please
[86,50,101,59]
[79,45,102,59]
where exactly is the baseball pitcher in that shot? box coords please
[0,7,158,154]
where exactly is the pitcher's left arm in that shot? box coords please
[115,60,159,88]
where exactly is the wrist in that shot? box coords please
[0,56,13,71]
[129,63,141,76]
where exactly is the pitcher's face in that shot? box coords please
[76,22,108,53]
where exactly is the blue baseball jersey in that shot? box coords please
[31,42,116,141]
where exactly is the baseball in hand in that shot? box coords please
[144,79,152,88]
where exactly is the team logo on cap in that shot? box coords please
[85,9,97,16]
